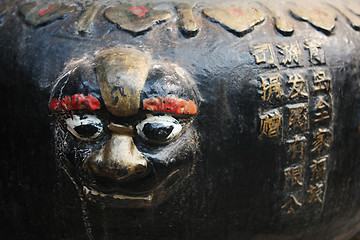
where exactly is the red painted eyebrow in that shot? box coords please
[49,94,101,112]
[142,96,197,115]
[38,6,53,16]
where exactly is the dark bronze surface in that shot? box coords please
[2,0,360,239]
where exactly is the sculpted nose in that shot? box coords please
[84,133,147,181]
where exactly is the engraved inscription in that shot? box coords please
[258,75,282,102]
[276,42,302,66]
[286,103,309,132]
[307,183,325,204]
[311,128,331,155]
[304,40,326,65]
[251,40,333,216]
[250,43,276,66]
[313,71,331,92]
[286,135,307,161]
[281,195,302,215]
[313,98,331,123]
[284,165,304,190]
[287,73,309,99]
[259,110,282,139]
[310,157,327,181]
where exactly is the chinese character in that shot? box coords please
[304,40,325,65]
[259,111,282,139]
[307,183,324,204]
[281,195,302,215]
[259,76,282,101]
[284,165,304,190]
[314,98,331,123]
[286,135,307,160]
[310,158,327,181]
[313,72,331,92]
[250,43,276,65]
[311,129,331,154]
[277,42,302,66]
[287,73,308,99]
[287,104,309,132]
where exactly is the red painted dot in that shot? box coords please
[312,8,322,16]
[228,8,244,17]
[130,6,149,18]
[38,6,53,16]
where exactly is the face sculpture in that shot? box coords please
[49,47,200,207]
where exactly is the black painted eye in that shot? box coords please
[136,116,182,144]
[65,115,103,141]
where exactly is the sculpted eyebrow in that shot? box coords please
[49,94,101,111]
[142,96,197,115]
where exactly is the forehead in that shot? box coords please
[50,53,199,116]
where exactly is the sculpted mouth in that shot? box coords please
[82,169,182,205]
[83,185,154,201]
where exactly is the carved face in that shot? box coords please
[49,48,200,207]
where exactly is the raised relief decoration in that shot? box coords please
[49,47,200,207]
[203,5,265,37]
[328,2,360,31]
[176,3,199,37]
[19,2,75,27]
[290,5,337,34]
[104,4,171,35]
[258,1,294,36]
[344,1,360,16]
[95,48,151,117]
[77,5,100,34]
[12,1,360,38]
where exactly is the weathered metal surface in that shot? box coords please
[2,0,360,239]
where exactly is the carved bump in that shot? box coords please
[95,48,151,117]
[19,2,75,27]
[104,3,171,36]
[176,3,199,38]
[258,1,294,36]
[77,5,100,34]
[290,5,337,34]
[330,3,360,31]
[203,5,265,37]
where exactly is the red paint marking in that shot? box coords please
[143,97,197,115]
[228,8,244,17]
[38,6,53,16]
[312,8,322,16]
[50,94,101,112]
[130,6,149,18]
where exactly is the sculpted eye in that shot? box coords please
[65,115,103,141]
[136,116,182,144]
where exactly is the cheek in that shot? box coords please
[140,128,198,169]
[52,121,107,170]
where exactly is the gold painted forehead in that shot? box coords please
[95,47,151,117]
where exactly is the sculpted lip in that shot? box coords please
[82,169,181,202]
